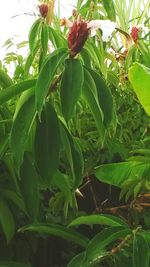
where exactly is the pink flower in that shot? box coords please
[61,17,116,57]
[130,26,139,43]
[68,18,89,57]
[39,4,48,18]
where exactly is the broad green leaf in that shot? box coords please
[82,68,105,138]
[60,58,84,122]
[70,137,84,188]
[0,79,36,106]
[25,43,40,75]
[29,19,42,53]
[140,230,150,246]
[52,170,72,203]
[0,69,13,88]
[133,234,149,267]
[128,63,150,116]
[0,189,27,215]
[0,197,15,243]
[67,252,85,267]
[59,121,73,171]
[0,262,31,267]
[11,95,36,170]
[13,88,35,120]
[35,102,60,185]
[19,223,89,248]
[0,135,9,159]
[84,226,131,265]
[114,254,133,267]
[41,23,49,54]
[102,0,116,21]
[85,43,101,71]
[35,48,68,114]
[49,27,67,49]
[59,121,84,188]
[80,48,91,67]
[20,153,40,222]
[95,160,150,187]
[69,214,127,228]
[88,69,113,127]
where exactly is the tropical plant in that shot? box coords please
[0,0,150,266]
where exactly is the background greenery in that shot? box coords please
[0,0,150,266]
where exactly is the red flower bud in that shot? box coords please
[39,4,48,18]
[68,19,89,57]
[131,26,139,43]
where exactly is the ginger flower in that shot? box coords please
[130,25,149,43]
[61,17,116,57]
[130,26,140,43]
[39,3,48,18]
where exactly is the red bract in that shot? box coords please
[131,26,139,43]
[68,20,89,57]
[39,4,48,18]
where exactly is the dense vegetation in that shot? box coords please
[0,0,150,266]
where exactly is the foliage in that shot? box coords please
[0,0,150,266]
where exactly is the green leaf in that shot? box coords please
[67,252,85,267]
[29,19,42,53]
[95,160,150,187]
[59,121,84,188]
[84,226,131,265]
[114,254,133,267]
[10,95,36,171]
[82,68,105,138]
[49,27,67,49]
[0,69,13,88]
[0,262,31,267]
[59,121,73,170]
[140,230,150,246]
[69,214,127,228]
[35,48,68,114]
[19,223,89,248]
[20,153,40,222]
[0,135,9,159]
[0,197,15,243]
[133,234,149,267]
[128,63,150,116]
[60,58,84,122]
[25,43,40,75]
[41,23,49,54]
[88,69,113,127]
[70,137,84,188]
[0,189,27,215]
[13,88,35,119]
[102,0,116,21]
[52,170,72,203]
[0,79,36,106]
[35,102,60,185]
[80,48,91,68]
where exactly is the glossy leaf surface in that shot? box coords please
[19,224,89,248]
[84,226,131,265]
[60,58,84,122]
[133,234,149,267]
[20,153,40,222]
[35,103,60,185]
[69,214,127,228]
[0,79,36,106]
[129,63,150,116]
[82,68,105,138]
[11,95,35,170]
[0,198,15,243]
[88,69,113,127]
[35,48,68,114]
